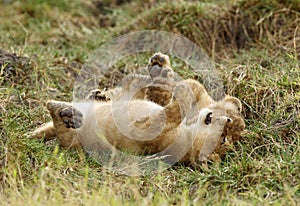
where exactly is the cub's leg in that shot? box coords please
[132,81,196,134]
[32,101,83,148]
[86,74,151,102]
[164,79,213,124]
[146,52,176,106]
[182,79,214,110]
[120,74,151,100]
[148,80,200,127]
[46,100,84,148]
[86,52,176,106]
[32,121,56,141]
[147,53,216,108]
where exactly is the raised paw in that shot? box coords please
[148,52,174,80]
[148,52,170,68]
[144,52,176,105]
[86,89,110,101]
[59,107,83,129]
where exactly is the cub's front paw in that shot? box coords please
[148,52,174,80]
[86,89,110,101]
[148,52,170,68]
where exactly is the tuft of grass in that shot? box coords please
[0,0,299,205]
[116,0,300,61]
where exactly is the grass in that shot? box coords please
[0,0,299,205]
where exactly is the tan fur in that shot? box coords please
[32,52,245,165]
[33,81,240,166]
[176,79,245,160]
[32,122,56,141]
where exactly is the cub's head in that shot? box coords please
[185,107,233,166]
[208,96,245,156]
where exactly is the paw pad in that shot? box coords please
[148,52,173,80]
[59,107,83,129]
[150,53,167,67]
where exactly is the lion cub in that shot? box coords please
[85,52,245,160]
[32,81,234,166]
[33,52,245,165]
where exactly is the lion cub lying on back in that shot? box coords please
[33,53,245,166]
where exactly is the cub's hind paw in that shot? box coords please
[59,107,83,129]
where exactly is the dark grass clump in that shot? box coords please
[0,50,32,86]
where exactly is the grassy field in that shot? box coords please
[0,0,299,205]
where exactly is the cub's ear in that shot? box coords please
[225,96,242,113]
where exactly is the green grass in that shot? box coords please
[0,0,299,205]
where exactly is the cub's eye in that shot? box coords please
[204,112,212,125]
